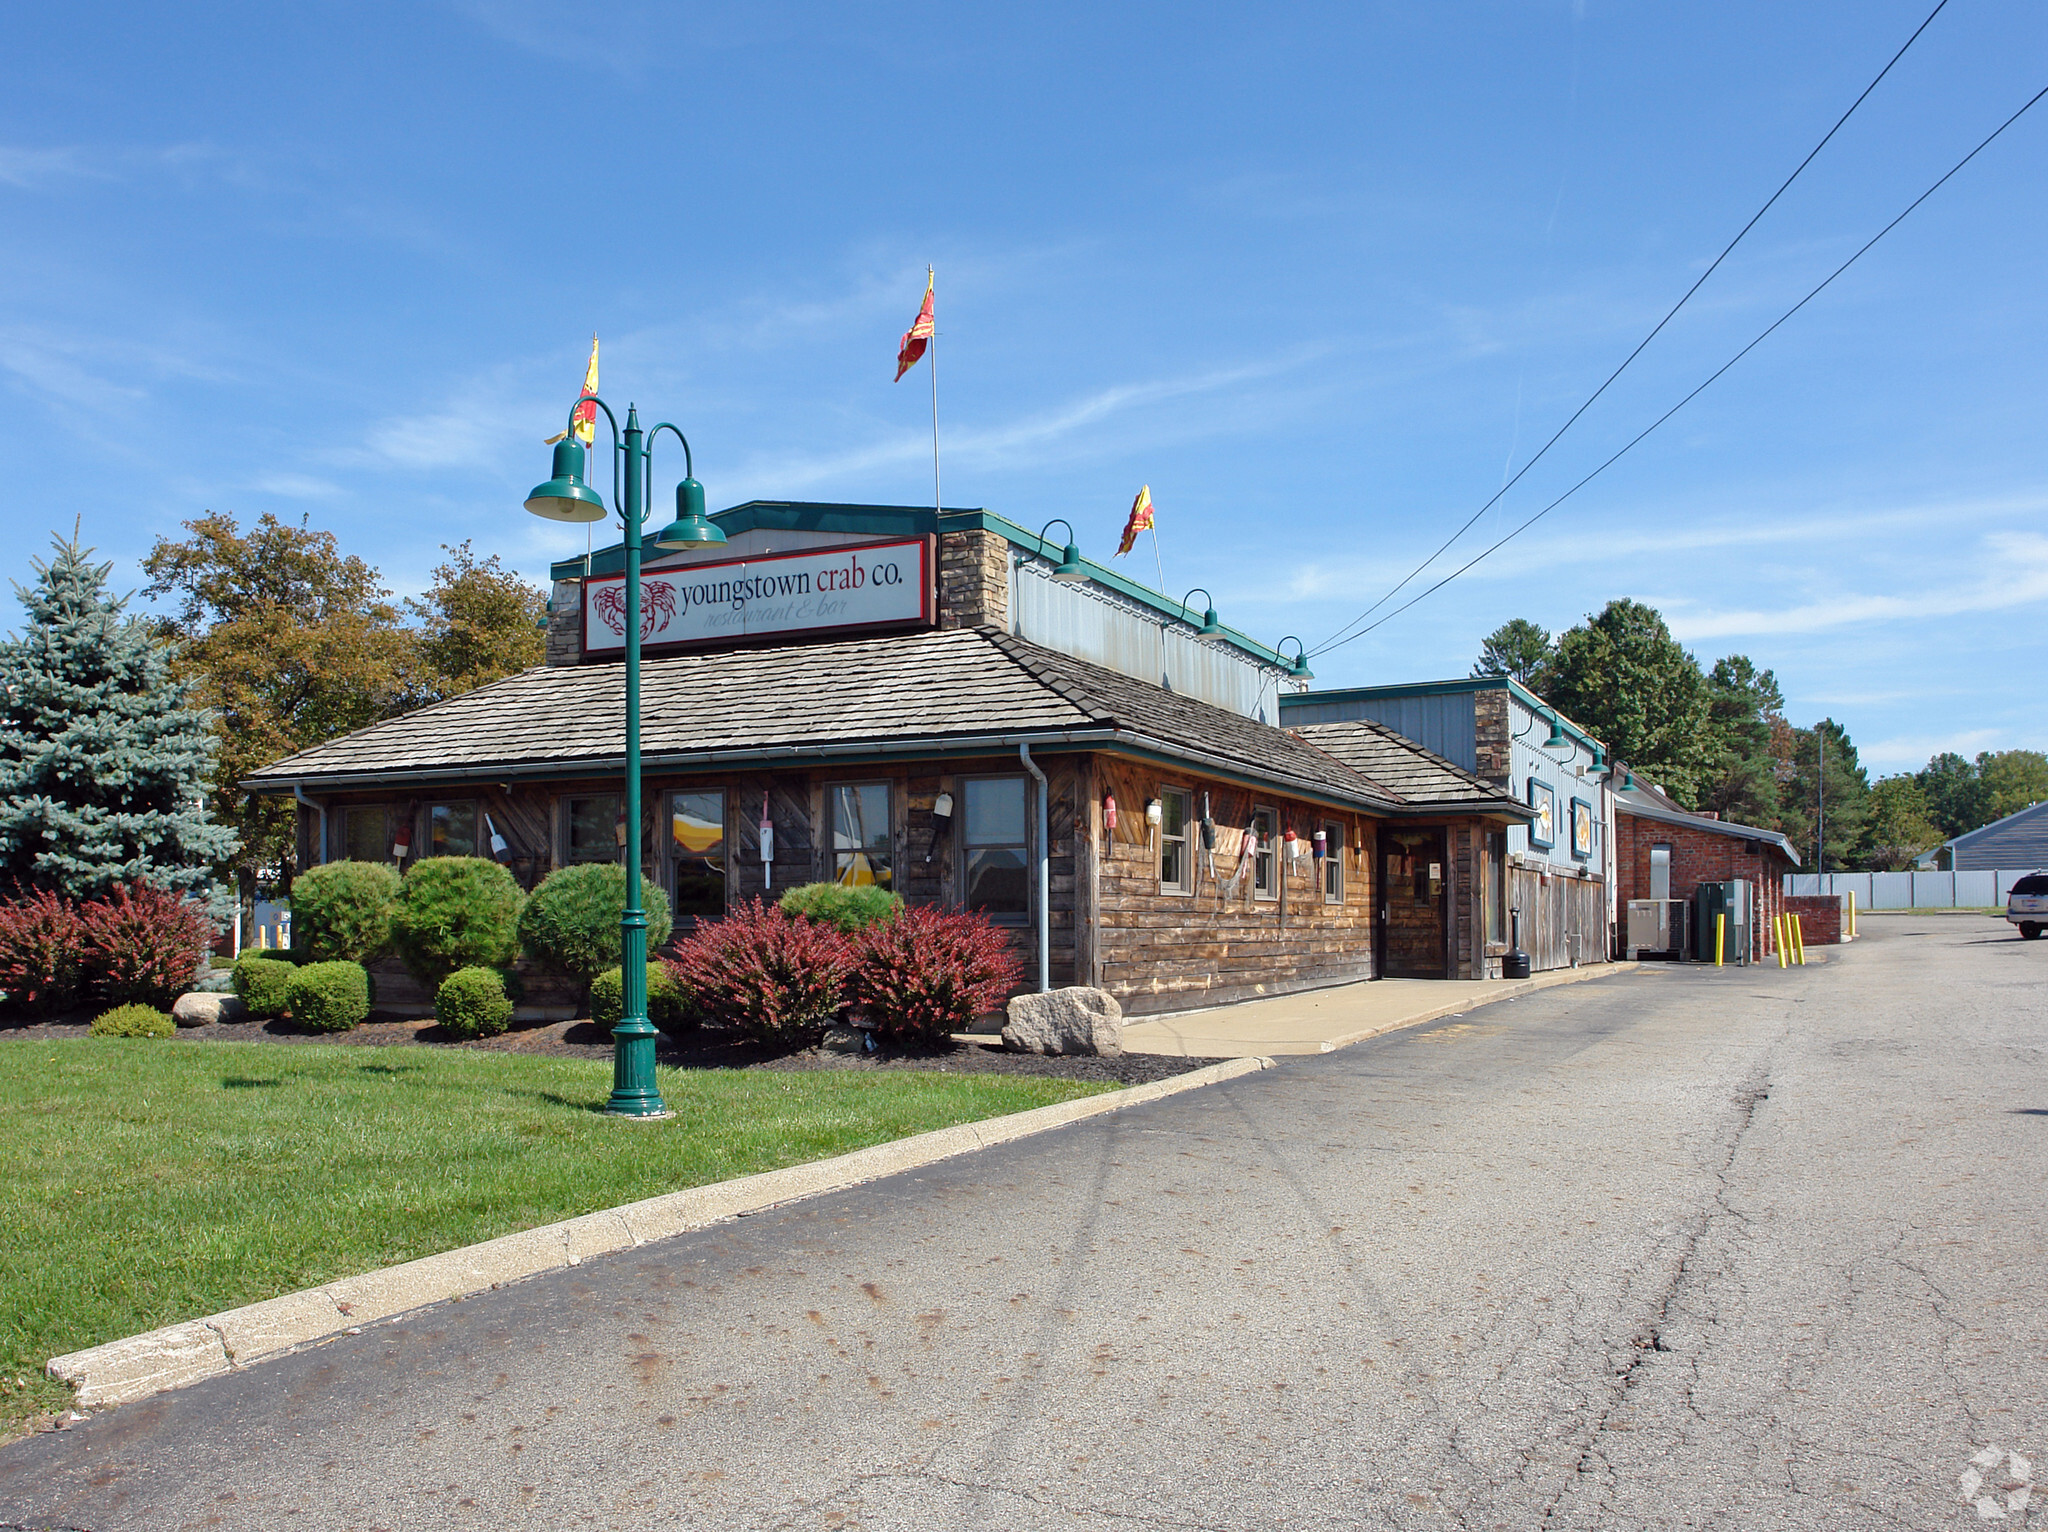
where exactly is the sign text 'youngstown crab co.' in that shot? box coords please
[582,538,932,654]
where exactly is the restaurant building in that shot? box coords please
[245,503,1533,1013]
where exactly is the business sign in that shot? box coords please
[582,536,933,655]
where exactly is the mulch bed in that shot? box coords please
[0,1011,1226,1087]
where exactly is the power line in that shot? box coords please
[1314,80,2048,659]
[1313,0,1953,656]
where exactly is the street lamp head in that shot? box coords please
[653,476,727,549]
[1178,587,1223,637]
[1544,715,1570,751]
[524,438,609,523]
[1278,635,1313,681]
[1035,518,1087,581]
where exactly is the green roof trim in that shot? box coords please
[1280,675,1609,754]
[550,500,1292,669]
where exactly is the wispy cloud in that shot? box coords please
[251,472,342,500]
[1664,532,2048,639]
[727,348,1329,496]
[0,146,104,189]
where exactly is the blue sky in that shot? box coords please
[5,1,2044,775]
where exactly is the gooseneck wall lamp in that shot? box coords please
[1277,636,1314,681]
[1035,519,1087,582]
[1178,588,1224,638]
[524,395,724,1119]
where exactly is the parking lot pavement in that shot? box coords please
[2,914,2041,1530]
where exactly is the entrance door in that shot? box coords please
[1381,828,1448,978]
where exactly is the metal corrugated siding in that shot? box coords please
[1011,566,1275,719]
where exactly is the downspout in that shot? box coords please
[1019,743,1050,993]
[292,783,326,866]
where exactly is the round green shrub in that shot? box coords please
[232,955,298,1020]
[589,962,695,1037]
[518,865,672,983]
[390,857,525,992]
[434,965,516,1041]
[290,860,400,963]
[778,882,904,933]
[285,960,370,1033]
[90,1003,175,1038]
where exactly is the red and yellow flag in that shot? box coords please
[1115,485,1155,557]
[895,271,935,381]
[545,335,600,446]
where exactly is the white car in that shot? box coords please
[2010,872,2048,940]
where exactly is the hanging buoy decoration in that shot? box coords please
[759,791,775,888]
[391,818,412,861]
[485,812,510,861]
[1103,793,1118,838]
[1313,827,1328,864]
[925,790,954,864]
[1200,792,1217,882]
[1283,825,1299,874]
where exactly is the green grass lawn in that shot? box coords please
[0,1039,1109,1434]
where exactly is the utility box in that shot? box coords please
[1695,880,1752,964]
[1626,899,1690,960]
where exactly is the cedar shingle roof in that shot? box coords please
[244,626,1409,811]
[1289,718,1532,816]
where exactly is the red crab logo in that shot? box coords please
[592,579,677,641]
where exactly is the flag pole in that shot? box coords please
[1149,522,1165,596]
[928,265,940,516]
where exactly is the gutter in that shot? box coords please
[1019,743,1050,993]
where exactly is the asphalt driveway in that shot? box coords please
[3,914,2041,1529]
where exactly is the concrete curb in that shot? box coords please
[1311,961,1638,1053]
[47,1054,1275,1410]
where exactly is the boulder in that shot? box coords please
[819,1025,869,1055]
[1001,987,1123,1057]
[171,992,247,1028]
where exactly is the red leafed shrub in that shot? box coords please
[847,903,1023,1048]
[0,885,88,1017]
[78,882,218,1010]
[663,897,852,1046]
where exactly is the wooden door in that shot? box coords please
[1381,827,1448,978]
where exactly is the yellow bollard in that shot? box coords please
[1847,890,1857,939]
[1793,914,1807,966]
[1775,913,1789,968]
[1715,912,1726,967]
[257,924,269,951]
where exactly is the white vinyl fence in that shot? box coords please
[1785,870,2034,909]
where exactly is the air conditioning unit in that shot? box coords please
[1626,899,1690,960]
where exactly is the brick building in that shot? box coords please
[1612,781,1799,962]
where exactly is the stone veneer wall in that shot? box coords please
[938,529,1010,631]
[1473,685,1511,787]
[546,580,581,667]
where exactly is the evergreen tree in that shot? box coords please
[1699,655,1785,828]
[0,531,237,899]
[1470,618,1553,687]
[1780,718,1868,873]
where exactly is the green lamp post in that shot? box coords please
[525,396,725,1118]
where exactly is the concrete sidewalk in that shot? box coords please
[1119,962,1635,1057]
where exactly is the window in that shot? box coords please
[1650,842,1672,901]
[1486,830,1507,944]
[1159,789,1192,895]
[962,776,1028,917]
[1252,806,1278,900]
[829,782,893,889]
[669,790,726,922]
[429,801,477,858]
[342,806,389,863]
[1322,820,1344,903]
[567,794,622,864]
